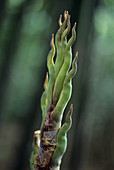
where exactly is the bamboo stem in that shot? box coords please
[30,10,77,170]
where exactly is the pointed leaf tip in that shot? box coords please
[70,104,73,112]
[75,51,78,61]
[51,34,54,47]
[72,22,76,33]
[67,15,71,24]
[44,72,48,90]
[66,104,73,122]
[64,10,67,18]
[59,15,62,27]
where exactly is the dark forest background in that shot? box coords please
[0,0,114,170]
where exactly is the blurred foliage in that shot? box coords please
[0,0,53,120]
[77,0,114,169]
[0,0,113,170]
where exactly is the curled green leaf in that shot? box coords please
[51,104,73,166]
[52,52,78,126]
[53,22,76,106]
[41,72,48,126]
[47,34,55,109]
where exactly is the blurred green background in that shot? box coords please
[0,0,114,170]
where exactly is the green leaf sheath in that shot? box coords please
[47,34,55,109]
[51,105,73,166]
[52,52,78,125]
[53,22,76,106]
